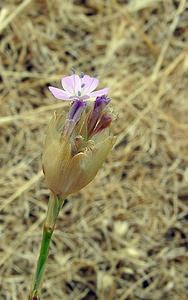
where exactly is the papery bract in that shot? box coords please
[42,96,115,197]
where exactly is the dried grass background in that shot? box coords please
[0,0,188,299]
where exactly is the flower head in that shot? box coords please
[42,95,115,197]
[48,73,109,101]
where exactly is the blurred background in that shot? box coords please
[0,0,188,299]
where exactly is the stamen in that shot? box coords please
[80,72,84,78]
[78,91,81,96]
[71,68,76,74]
[81,83,85,88]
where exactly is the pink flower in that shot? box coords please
[48,73,109,101]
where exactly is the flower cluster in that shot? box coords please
[42,72,115,197]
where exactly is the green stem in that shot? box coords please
[29,193,64,300]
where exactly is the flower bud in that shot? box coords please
[42,97,116,197]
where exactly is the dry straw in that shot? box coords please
[0,0,188,299]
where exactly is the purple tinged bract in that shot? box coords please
[94,95,110,109]
[68,100,86,120]
[88,95,111,136]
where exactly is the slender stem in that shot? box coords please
[29,193,64,300]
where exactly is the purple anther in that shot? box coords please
[80,72,85,78]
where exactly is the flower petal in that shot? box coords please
[61,75,81,96]
[81,75,99,94]
[48,86,72,100]
[89,88,109,98]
